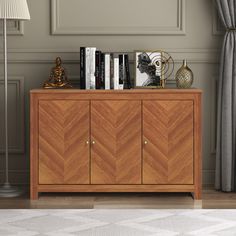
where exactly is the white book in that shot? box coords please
[85,48,91,90]
[105,54,110,90]
[90,47,96,90]
[114,58,119,90]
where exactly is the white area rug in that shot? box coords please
[0,209,236,236]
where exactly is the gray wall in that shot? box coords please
[0,0,223,186]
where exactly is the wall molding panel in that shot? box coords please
[0,0,222,186]
[0,170,29,185]
[0,21,24,36]
[0,49,220,64]
[0,77,25,154]
[203,170,215,186]
[51,0,186,35]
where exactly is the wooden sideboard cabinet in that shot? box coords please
[30,89,202,200]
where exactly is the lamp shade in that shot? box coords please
[0,0,30,20]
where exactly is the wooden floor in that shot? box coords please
[0,188,236,209]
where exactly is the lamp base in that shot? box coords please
[0,183,22,198]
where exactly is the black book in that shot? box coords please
[124,54,132,89]
[100,53,105,89]
[80,47,86,89]
[119,54,124,88]
[95,51,102,89]
[110,54,114,89]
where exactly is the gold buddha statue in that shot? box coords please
[43,57,72,89]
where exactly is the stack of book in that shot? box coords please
[80,47,131,90]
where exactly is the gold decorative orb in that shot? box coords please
[175,59,194,89]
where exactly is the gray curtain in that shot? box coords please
[215,0,236,192]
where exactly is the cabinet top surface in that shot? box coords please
[30,88,202,94]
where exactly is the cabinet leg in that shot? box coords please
[30,189,38,200]
[191,190,202,200]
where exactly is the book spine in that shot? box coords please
[114,58,119,90]
[119,54,124,90]
[80,47,86,89]
[85,47,91,90]
[100,53,105,89]
[110,54,114,89]
[90,47,96,90]
[124,54,131,89]
[105,54,110,90]
[95,51,101,89]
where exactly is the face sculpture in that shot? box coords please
[137,53,161,86]
[137,53,151,74]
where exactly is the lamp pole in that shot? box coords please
[0,0,30,198]
[0,18,21,197]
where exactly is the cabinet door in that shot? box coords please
[91,100,142,184]
[143,101,194,184]
[39,100,90,184]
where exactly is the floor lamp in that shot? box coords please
[0,0,30,197]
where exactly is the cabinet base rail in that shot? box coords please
[31,184,201,200]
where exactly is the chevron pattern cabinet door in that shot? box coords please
[91,100,142,184]
[143,101,194,185]
[39,100,90,184]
